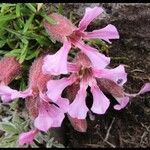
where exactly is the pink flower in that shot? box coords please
[43,6,119,75]
[0,56,69,135]
[34,95,69,132]
[46,52,150,119]
[113,83,150,111]
[67,114,87,132]
[25,56,69,132]
[18,129,39,145]
[46,52,126,119]
[15,56,68,137]
[0,56,32,102]
[66,82,87,132]
[0,85,32,103]
[26,56,69,132]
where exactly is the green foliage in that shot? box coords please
[0,3,65,148]
[0,3,56,64]
[87,38,111,53]
[0,102,29,148]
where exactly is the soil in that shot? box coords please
[53,3,150,148]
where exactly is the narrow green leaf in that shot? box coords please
[21,37,28,45]
[0,122,18,134]
[23,14,34,34]
[0,4,16,8]
[25,50,39,60]
[16,4,21,17]
[3,27,22,38]
[24,32,50,46]
[0,134,19,148]
[58,3,63,14]
[0,14,17,22]
[1,4,9,13]
[53,142,65,148]
[0,50,8,55]
[25,3,36,13]
[0,40,6,48]
[19,78,27,91]
[19,41,29,63]
[5,49,21,57]
[40,13,57,25]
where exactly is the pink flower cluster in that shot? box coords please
[0,7,150,146]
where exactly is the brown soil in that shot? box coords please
[59,3,150,148]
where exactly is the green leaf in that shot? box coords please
[0,50,8,55]
[19,40,29,63]
[9,100,19,111]
[0,134,19,148]
[5,49,21,57]
[26,50,39,60]
[0,122,18,134]
[24,31,50,46]
[21,38,28,45]
[40,12,57,25]
[25,3,36,13]
[53,142,65,148]
[19,78,27,91]
[17,18,24,29]
[3,27,22,39]
[22,14,34,34]
[46,137,54,148]
[0,14,17,22]
[0,4,9,13]
[58,3,63,14]
[0,40,6,48]
[16,4,21,17]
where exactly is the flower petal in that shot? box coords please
[114,96,129,110]
[67,114,87,132]
[55,97,69,113]
[67,62,80,73]
[93,65,127,86]
[42,39,71,75]
[96,78,124,98]
[49,105,65,128]
[114,83,150,111]
[78,7,104,31]
[83,24,119,43]
[18,129,38,145]
[34,102,53,132]
[90,83,110,114]
[68,81,89,119]
[74,40,110,69]
[125,83,150,97]
[46,75,76,102]
[138,83,150,95]
[0,85,32,103]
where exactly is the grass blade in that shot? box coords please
[22,14,34,33]
[25,3,36,13]
[40,12,57,25]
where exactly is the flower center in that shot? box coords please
[69,30,84,43]
[78,67,93,81]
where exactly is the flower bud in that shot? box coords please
[0,56,21,85]
[26,56,52,119]
[44,13,76,42]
